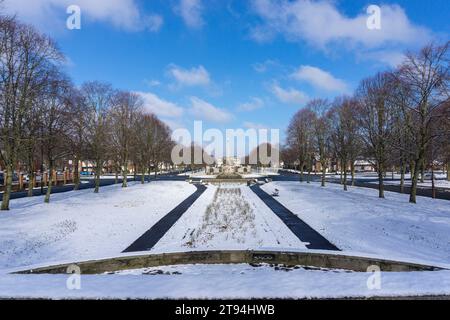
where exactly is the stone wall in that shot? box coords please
[17,250,442,275]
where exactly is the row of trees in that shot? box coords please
[284,42,450,203]
[0,15,173,210]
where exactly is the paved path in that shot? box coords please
[250,184,339,251]
[123,184,207,253]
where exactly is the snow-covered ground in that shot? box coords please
[152,184,305,252]
[0,181,196,270]
[369,178,450,189]
[2,264,450,299]
[331,172,450,189]
[242,172,279,179]
[261,181,450,266]
[2,177,450,299]
[284,170,450,189]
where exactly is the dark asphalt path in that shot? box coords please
[123,184,207,253]
[250,184,340,251]
[273,170,450,201]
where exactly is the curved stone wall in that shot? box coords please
[16,250,443,274]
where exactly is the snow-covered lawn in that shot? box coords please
[152,185,306,252]
[0,181,196,271]
[2,179,450,299]
[285,170,450,189]
[261,181,450,266]
[370,178,450,189]
[330,172,450,189]
[2,264,450,299]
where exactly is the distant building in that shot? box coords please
[354,159,375,172]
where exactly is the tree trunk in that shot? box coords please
[43,172,47,188]
[400,161,405,194]
[410,160,415,182]
[351,162,355,187]
[28,170,35,197]
[27,158,35,197]
[27,155,35,197]
[307,165,311,184]
[45,164,54,203]
[410,159,420,204]
[298,161,304,182]
[1,164,14,210]
[447,162,450,181]
[141,166,145,184]
[343,160,348,191]
[73,158,80,190]
[321,161,326,187]
[94,163,101,193]
[377,162,385,199]
[420,158,425,183]
[431,164,436,199]
[122,164,128,188]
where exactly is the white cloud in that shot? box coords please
[162,118,185,130]
[143,14,164,32]
[237,97,264,112]
[251,0,431,50]
[252,59,278,73]
[136,91,184,118]
[360,50,407,68]
[243,121,268,130]
[144,79,162,87]
[3,0,163,32]
[189,97,232,123]
[167,65,211,87]
[291,65,348,92]
[175,0,204,29]
[271,84,309,105]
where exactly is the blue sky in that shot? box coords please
[4,0,450,141]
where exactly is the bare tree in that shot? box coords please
[287,108,315,182]
[0,17,63,210]
[110,91,143,188]
[280,146,298,169]
[132,112,167,184]
[393,42,449,203]
[390,98,414,193]
[0,13,182,205]
[66,88,87,190]
[150,117,173,179]
[430,101,450,190]
[40,72,72,203]
[82,81,114,193]
[308,99,331,187]
[438,100,450,181]
[20,89,41,197]
[328,97,360,191]
[356,72,395,198]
